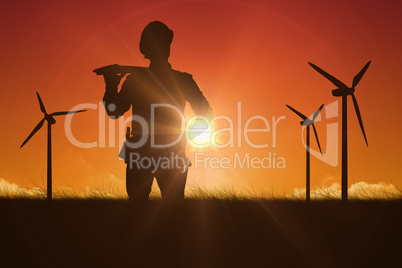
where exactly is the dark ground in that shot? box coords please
[0,199,401,267]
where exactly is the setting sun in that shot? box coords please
[186,117,212,146]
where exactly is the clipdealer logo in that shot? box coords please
[62,101,338,170]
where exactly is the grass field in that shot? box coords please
[1,198,401,267]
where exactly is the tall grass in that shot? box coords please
[288,182,402,201]
[0,179,401,200]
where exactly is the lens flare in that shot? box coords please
[187,118,212,146]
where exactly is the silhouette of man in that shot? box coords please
[102,21,212,202]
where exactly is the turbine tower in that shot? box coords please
[308,61,370,201]
[286,104,323,201]
[20,92,86,201]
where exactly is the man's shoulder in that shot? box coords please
[171,69,194,80]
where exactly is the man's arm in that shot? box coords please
[102,74,131,119]
[184,73,212,117]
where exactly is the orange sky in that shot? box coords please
[1,0,401,196]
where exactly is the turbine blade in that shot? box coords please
[351,94,368,146]
[312,124,322,155]
[50,110,86,116]
[313,104,324,121]
[286,105,307,120]
[308,62,348,89]
[352,61,371,88]
[20,118,45,148]
[36,92,46,114]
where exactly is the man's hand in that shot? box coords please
[103,73,126,90]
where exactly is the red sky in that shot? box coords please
[1,0,401,196]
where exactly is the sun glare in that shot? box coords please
[187,118,212,146]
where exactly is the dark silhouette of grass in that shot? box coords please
[2,181,400,201]
[1,198,401,267]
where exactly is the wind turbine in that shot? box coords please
[20,92,86,201]
[308,61,370,201]
[286,104,324,201]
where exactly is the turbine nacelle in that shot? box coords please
[331,87,355,97]
[45,114,56,124]
[300,118,313,126]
